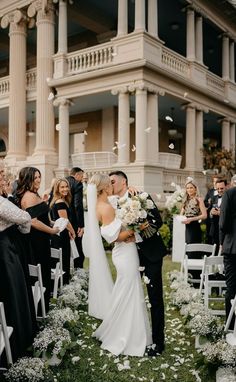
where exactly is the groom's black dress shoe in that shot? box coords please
[147,344,165,356]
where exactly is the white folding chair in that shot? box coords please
[225,295,236,346]
[50,247,64,299]
[199,255,226,315]
[181,243,216,285]
[28,264,46,319]
[0,302,13,366]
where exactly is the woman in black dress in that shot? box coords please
[180,177,207,243]
[50,178,75,284]
[0,168,34,361]
[15,167,59,312]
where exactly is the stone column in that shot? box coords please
[148,0,158,38]
[54,98,71,170]
[58,0,67,53]
[135,85,147,163]
[147,91,159,164]
[229,41,235,82]
[28,0,56,155]
[221,119,230,150]
[222,35,230,81]
[185,105,196,169]
[117,0,128,36]
[135,0,146,32]
[195,16,203,64]
[117,88,130,165]
[1,11,27,160]
[195,109,203,170]
[230,122,235,149]
[186,7,195,61]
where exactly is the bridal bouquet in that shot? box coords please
[116,192,156,240]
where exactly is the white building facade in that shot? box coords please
[0,0,235,193]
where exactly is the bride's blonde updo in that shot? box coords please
[89,173,111,195]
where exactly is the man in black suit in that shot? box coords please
[109,170,166,355]
[204,175,220,243]
[66,167,85,268]
[219,184,236,329]
[208,179,227,254]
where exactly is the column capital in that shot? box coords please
[1,9,27,29]
[53,97,73,107]
[111,86,128,95]
[28,0,54,19]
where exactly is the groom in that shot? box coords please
[109,170,166,355]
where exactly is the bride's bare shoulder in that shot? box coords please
[97,201,115,224]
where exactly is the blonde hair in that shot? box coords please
[89,173,110,195]
[182,177,200,208]
[50,178,71,207]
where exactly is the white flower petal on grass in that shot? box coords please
[161,372,166,380]
[114,358,120,363]
[71,356,80,364]
[160,363,169,369]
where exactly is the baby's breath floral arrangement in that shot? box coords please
[165,183,185,215]
[33,327,72,359]
[4,357,53,382]
[47,306,79,328]
[168,270,236,378]
[188,312,224,341]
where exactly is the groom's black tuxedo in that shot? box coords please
[129,193,166,350]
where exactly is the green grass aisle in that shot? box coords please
[53,256,215,382]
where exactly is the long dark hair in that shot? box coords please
[15,167,41,206]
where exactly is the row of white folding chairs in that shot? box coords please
[29,247,64,319]
[0,301,13,366]
[181,243,226,315]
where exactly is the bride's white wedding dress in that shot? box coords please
[93,218,152,356]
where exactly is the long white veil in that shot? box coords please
[87,184,114,320]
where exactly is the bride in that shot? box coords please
[88,173,152,357]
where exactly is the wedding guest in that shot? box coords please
[181,177,207,244]
[15,167,59,311]
[50,178,76,284]
[208,179,227,254]
[204,175,220,243]
[180,177,207,283]
[219,185,236,329]
[66,167,85,268]
[0,167,34,361]
[109,170,166,356]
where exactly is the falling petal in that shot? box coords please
[48,92,55,101]
[111,52,117,57]
[168,143,175,150]
[138,266,145,271]
[112,146,117,151]
[184,92,188,98]
[144,127,152,133]
[131,144,136,152]
[84,130,88,135]
[55,124,61,131]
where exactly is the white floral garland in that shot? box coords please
[168,270,236,377]
[5,268,89,382]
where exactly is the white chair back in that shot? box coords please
[28,264,46,319]
[50,247,64,299]
[0,302,13,365]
